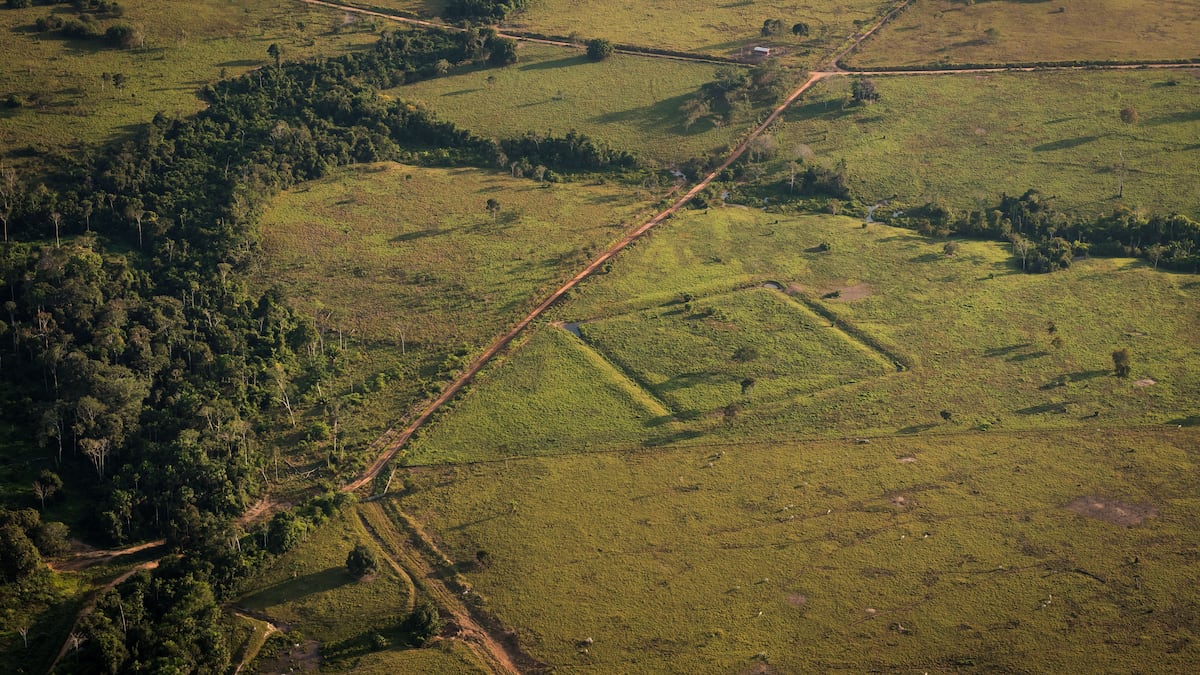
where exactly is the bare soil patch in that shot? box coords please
[1066,496,1157,527]
[1134,378,1157,387]
[897,455,918,463]
[833,283,874,302]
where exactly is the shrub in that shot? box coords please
[586,38,614,61]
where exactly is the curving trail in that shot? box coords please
[46,559,162,674]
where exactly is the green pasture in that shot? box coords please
[393,42,754,166]
[354,0,448,20]
[771,70,1200,217]
[848,0,1200,67]
[405,326,677,465]
[562,208,1199,436]
[394,427,1200,672]
[254,162,653,463]
[578,288,893,413]
[337,638,488,674]
[236,509,410,646]
[509,0,885,60]
[0,0,379,157]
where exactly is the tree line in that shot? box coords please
[869,190,1200,272]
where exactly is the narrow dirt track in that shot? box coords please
[46,559,162,673]
[358,503,525,674]
[47,538,166,573]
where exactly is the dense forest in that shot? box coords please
[0,24,637,672]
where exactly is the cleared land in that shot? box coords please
[394,427,1200,672]
[254,162,655,469]
[0,0,379,156]
[405,209,1199,461]
[579,287,893,412]
[394,43,752,166]
[772,70,1200,217]
[846,0,1200,67]
[507,0,887,60]
[405,326,679,465]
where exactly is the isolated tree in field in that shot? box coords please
[486,198,500,223]
[1112,347,1131,377]
[112,72,127,89]
[1120,106,1139,126]
[762,18,784,37]
[586,38,613,61]
[792,22,811,37]
[404,600,442,645]
[346,542,378,578]
[267,43,282,67]
[851,78,879,104]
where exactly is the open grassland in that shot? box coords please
[394,43,752,166]
[848,0,1200,67]
[559,208,1199,436]
[405,326,678,465]
[255,162,654,464]
[353,0,448,20]
[508,0,887,60]
[0,0,379,157]
[336,638,488,673]
[394,427,1200,672]
[773,70,1200,217]
[236,509,410,646]
[579,288,893,413]
[398,206,1197,468]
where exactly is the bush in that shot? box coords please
[105,23,142,48]
[586,38,613,61]
[346,542,378,578]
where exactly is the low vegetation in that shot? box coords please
[768,71,1200,218]
[394,427,1200,672]
[847,0,1200,67]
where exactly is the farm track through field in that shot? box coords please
[358,502,533,674]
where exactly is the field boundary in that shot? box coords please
[771,287,914,372]
[551,322,675,418]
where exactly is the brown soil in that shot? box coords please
[834,283,874,302]
[1066,496,1157,527]
[1134,378,1157,387]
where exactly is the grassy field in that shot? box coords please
[0,0,380,158]
[236,509,410,647]
[564,208,1199,436]
[254,161,656,470]
[405,326,678,465]
[393,43,756,166]
[507,0,889,60]
[578,288,893,413]
[394,427,1200,672]
[770,70,1200,217]
[847,0,1200,67]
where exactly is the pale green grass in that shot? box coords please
[237,509,410,644]
[579,288,892,413]
[849,0,1200,67]
[395,427,1200,672]
[509,0,888,60]
[353,0,447,20]
[561,208,1200,436]
[393,43,752,166]
[338,639,488,674]
[405,325,679,465]
[0,0,379,156]
[254,162,654,466]
[771,70,1200,217]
